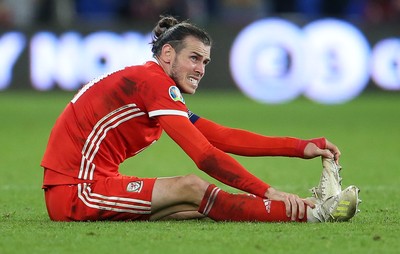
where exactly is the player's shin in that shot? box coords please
[198,184,307,222]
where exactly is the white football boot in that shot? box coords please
[310,157,342,201]
[308,185,362,222]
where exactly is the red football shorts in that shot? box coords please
[44,176,157,221]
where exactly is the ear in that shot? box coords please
[159,44,175,63]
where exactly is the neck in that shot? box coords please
[154,56,171,76]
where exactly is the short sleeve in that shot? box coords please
[142,78,189,118]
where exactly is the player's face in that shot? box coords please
[170,36,211,94]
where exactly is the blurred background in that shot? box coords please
[1,0,399,28]
[0,0,399,104]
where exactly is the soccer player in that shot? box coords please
[41,15,359,222]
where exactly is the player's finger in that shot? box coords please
[326,140,341,163]
[321,149,334,160]
[297,199,306,220]
[284,197,291,218]
[333,150,341,164]
[303,198,316,209]
[290,195,298,221]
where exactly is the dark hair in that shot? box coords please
[151,15,212,57]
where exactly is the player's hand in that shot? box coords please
[264,187,315,221]
[303,139,341,164]
[325,139,341,164]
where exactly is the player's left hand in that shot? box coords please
[303,139,341,164]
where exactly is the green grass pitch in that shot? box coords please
[0,90,399,254]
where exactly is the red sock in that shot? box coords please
[198,184,307,222]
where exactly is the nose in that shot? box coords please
[195,63,205,77]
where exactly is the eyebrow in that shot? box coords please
[192,51,211,63]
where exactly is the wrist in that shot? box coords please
[298,137,326,158]
[309,137,326,149]
[264,186,273,198]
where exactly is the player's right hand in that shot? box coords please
[265,187,315,221]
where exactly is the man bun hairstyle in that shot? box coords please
[151,15,212,57]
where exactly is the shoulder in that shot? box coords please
[123,62,172,85]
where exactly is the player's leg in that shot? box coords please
[45,176,158,221]
[45,174,305,222]
[149,174,209,220]
[197,184,307,222]
[44,185,75,221]
[45,174,207,221]
[152,209,206,220]
[150,174,306,222]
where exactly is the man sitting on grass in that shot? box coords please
[41,15,360,222]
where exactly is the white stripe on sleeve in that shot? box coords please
[149,109,188,118]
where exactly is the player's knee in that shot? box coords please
[179,174,209,197]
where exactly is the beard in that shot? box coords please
[170,61,184,88]
[168,58,198,94]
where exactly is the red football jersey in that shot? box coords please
[41,61,188,185]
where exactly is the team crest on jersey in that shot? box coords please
[126,181,143,193]
[169,86,185,104]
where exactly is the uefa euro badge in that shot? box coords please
[126,181,143,193]
[169,86,185,104]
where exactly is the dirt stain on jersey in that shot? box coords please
[120,77,138,96]
[199,153,263,198]
[199,154,241,184]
